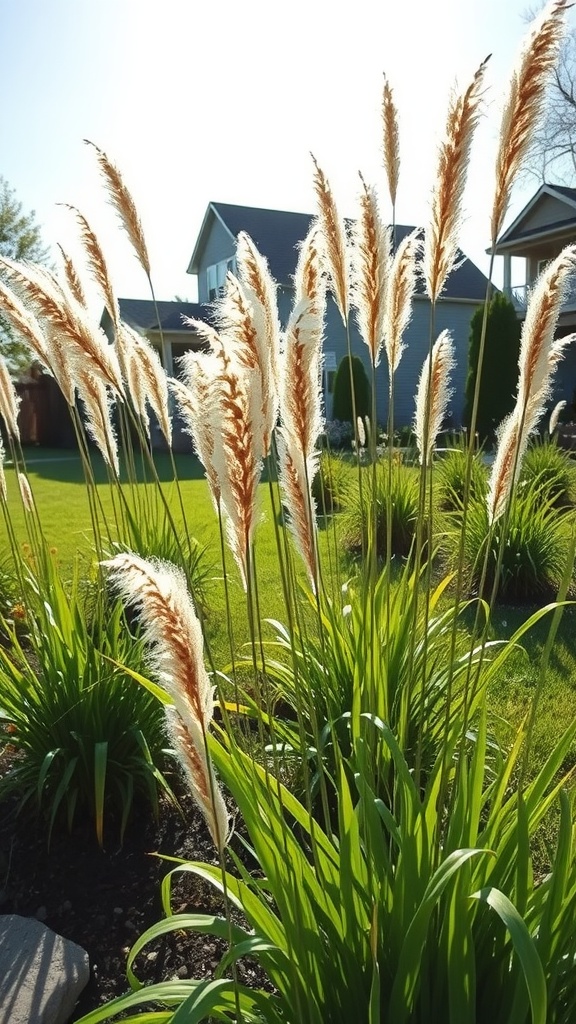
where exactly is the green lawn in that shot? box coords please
[0,446,346,668]
[3,444,576,764]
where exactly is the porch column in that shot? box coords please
[161,335,173,375]
[503,253,512,298]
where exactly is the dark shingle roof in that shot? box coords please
[118,299,213,333]
[211,203,314,285]
[544,183,576,202]
[208,203,489,301]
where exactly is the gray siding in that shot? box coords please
[521,195,574,232]
[195,216,235,303]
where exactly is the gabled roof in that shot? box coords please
[494,183,576,251]
[188,203,490,301]
[117,298,213,333]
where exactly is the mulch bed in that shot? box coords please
[0,740,267,1021]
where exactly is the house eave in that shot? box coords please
[187,203,236,275]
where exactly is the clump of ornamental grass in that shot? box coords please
[452,479,572,603]
[342,461,422,559]
[437,446,488,510]
[6,4,576,1022]
[520,436,576,508]
[0,557,171,846]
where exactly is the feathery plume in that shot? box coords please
[0,256,124,396]
[414,330,455,466]
[102,553,229,851]
[350,176,391,367]
[174,352,223,507]
[235,232,281,454]
[549,399,566,435]
[382,75,400,209]
[277,437,319,588]
[215,274,267,461]
[181,316,222,352]
[212,356,262,588]
[18,473,35,512]
[311,154,349,324]
[0,356,21,441]
[129,329,172,446]
[488,246,576,520]
[76,371,120,476]
[0,278,50,368]
[278,297,325,588]
[57,245,87,308]
[517,247,576,415]
[60,205,120,331]
[491,0,569,244]
[294,223,324,311]
[424,56,489,302]
[385,229,420,379]
[85,140,151,277]
[357,416,366,449]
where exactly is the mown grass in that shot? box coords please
[4,445,576,774]
[0,447,348,668]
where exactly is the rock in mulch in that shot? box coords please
[0,914,89,1024]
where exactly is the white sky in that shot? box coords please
[2,0,570,308]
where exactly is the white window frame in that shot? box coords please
[207,257,236,301]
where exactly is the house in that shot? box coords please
[103,298,213,375]
[493,182,576,410]
[108,202,492,429]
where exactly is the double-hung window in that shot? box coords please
[207,258,236,301]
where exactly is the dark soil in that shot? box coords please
[0,742,267,1022]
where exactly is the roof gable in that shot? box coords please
[495,183,576,250]
[188,203,489,301]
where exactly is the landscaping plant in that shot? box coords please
[1,3,576,1023]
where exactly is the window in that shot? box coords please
[207,257,236,301]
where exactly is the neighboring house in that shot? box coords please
[107,202,492,428]
[493,182,576,408]
[102,298,212,375]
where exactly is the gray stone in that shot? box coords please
[0,914,89,1024]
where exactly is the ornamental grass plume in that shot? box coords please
[549,399,566,435]
[277,230,326,586]
[85,140,152,278]
[102,552,229,852]
[0,278,51,368]
[488,246,576,522]
[0,355,21,441]
[311,154,349,324]
[491,0,569,245]
[0,256,124,396]
[127,330,172,447]
[61,205,120,332]
[384,228,420,380]
[18,472,35,513]
[414,329,455,466]
[57,245,87,308]
[75,371,120,476]
[277,300,325,588]
[382,74,400,210]
[424,55,489,302]
[214,273,268,461]
[350,175,391,367]
[215,356,263,589]
[174,350,223,509]
[235,231,280,455]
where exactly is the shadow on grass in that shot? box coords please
[18,446,280,486]
[17,446,208,485]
